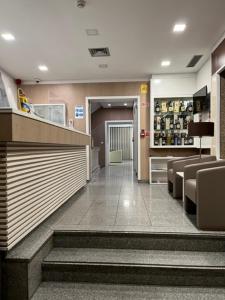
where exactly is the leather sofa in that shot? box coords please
[184,160,225,230]
[167,155,216,199]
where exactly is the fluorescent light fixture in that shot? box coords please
[161,60,171,67]
[124,103,128,106]
[107,103,111,107]
[173,23,186,32]
[86,29,99,36]
[154,79,161,84]
[38,65,48,71]
[1,33,15,41]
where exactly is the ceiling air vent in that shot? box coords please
[186,55,203,68]
[89,47,110,57]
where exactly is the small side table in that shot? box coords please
[176,172,184,201]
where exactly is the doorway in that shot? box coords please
[86,96,141,180]
[105,121,133,166]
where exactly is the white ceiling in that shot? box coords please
[0,0,225,82]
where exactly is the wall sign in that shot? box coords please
[140,83,148,95]
[75,105,84,119]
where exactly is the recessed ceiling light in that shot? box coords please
[161,60,171,67]
[86,29,99,36]
[108,103,111,107]
[38,65,48,71]
[173,23,186,32]
[124,103,128,106]
[99,64,108,68]
[153,79,161,84]
[1,33,15,41]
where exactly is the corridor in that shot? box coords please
[54,162,198,233]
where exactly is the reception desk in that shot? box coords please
[0,109,90,250]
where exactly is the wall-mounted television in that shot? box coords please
[193,85,210,114]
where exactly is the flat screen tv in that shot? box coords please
[193,85,210,114]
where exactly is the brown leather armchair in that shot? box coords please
[184,160,225,230]
[167,155,216,199]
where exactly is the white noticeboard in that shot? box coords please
[75,105,84,119]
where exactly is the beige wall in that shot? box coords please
[22,82,150,180]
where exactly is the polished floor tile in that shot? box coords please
[55,161,200,233]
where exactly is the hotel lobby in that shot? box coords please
[1,0,225,299]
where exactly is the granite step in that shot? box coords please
[53,230,225,252]
[31,282,225,300]
[42,247,225,286]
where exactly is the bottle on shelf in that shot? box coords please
[167,133,171,145]
[177,134,182,145]
[161,133,167,146]
[168,101,174,112]
[161,118,165,131]
[184,134,189,145]
[180,100,186,112]
[175,119,181,130]
[188,136,194,145]
[171,134,175,145]
[156,116,161,130]
[155,101,160,113]
[165,117,170,130]
[183,117,188,129]
[169,118,174,130]
[154,133,160,146]
[186,102,193,113]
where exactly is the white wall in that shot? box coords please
[0,69,17,109]
[196,58,211,92]
[151,73,196,98]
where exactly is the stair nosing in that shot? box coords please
[42,261,225,270]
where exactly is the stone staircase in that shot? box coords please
[6,230,225,299]
[31,230,225,298]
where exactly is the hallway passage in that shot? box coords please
[54,162,199,233]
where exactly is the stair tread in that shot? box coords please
[44,248,225,267]
[31,282,225,300]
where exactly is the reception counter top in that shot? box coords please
[0,109,90,250]
[0,109,90,145]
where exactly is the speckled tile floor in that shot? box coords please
[54,161,199,233]
[31,282,225,300]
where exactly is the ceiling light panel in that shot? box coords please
[173,23,186,32]
[1,33,15,41]
[38,65,48,71]
[161,60,171,67]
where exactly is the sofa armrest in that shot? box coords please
[173,156,216,174]
[197,166,225,229]
[184,160,225,180]
[167,157,184,171]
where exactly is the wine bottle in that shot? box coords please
[180,101,186,112]
[176,120,181,130]
[188,136,194,145]
[177,134,181,145]
[154,133,159,146]
[183,117,188,129]
[161,118,165,131]
[186,102,193,113]
[174,134,178,145]
[155,101,160,113]
[168,101,173,112]
[170,118,174,130]
[162,133,166,146]
[171,134,175,145]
